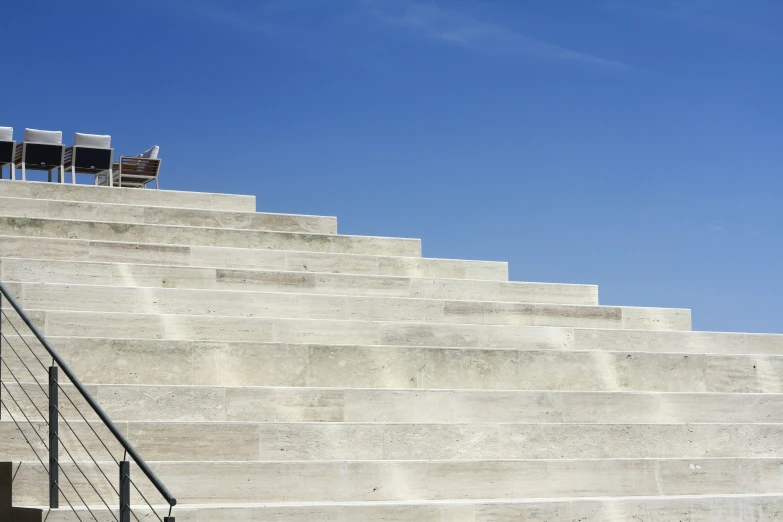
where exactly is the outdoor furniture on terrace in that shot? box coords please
[14,128,65,182]
[99,145,161,189]
[0,127,14,179]
[63,133,114,185]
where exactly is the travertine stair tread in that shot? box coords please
[0,195,337,234]
[4,338,783,392]
[0,235,508,280]
[11,458,783,505]
[4,420,783,461]
[5,309,688,343]
[0,216,421,256]
[0,178,256,211]
[21,495,783,522]
[6,384,783,423]
[0,257,596,304]
[4,281,685,330]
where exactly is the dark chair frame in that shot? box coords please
[14,141,66,182]
[63,145,115,186]
[0,138,15,179]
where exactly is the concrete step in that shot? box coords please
[577,328,783,355]
[4,420,783,462]
[5,283,687,330]
[0,216,421,256]
[4,309,689,345]
[0,235,507,281]
[5,338,783,393]
[7,312,777,360]
[0,179,256,211]
[0,196,337,234]
[0,257,595,304]
[23,495,783,522]
[5,384,783,424]
[11,458,783,505]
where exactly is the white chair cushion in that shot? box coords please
[0,127,12,141]
[138,145,160,159]
[75,133,111,148]
[24,128,62,145]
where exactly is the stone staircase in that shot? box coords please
[1,179,783,521]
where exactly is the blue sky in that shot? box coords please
[4,1,782,333]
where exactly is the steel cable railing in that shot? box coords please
[1,337,119,522]
[1,325,123,517]
[0,397,86,522]
[1,281,176,522]
[1,319,119,518]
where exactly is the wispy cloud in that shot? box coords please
[155,0,313,43]
[362,0,644,72]
[160,0,645,73]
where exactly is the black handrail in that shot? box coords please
[0,280,177,507]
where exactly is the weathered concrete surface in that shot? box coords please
[0,258,590,303]
[0,178,255,211]
[0,216,421,256]
[1,181,779,520]
[0,196,336,233]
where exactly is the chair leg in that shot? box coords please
[22,163,26,181]
[71,166,76,185]
[48,169,52,183]
[11,163,15,181]
[154,178,159,189]
[109,168,114,188]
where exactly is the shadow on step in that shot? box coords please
[1,462,43,522]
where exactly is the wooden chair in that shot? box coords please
[0,127,14,179]
[14,128,65,182]
[63,133,114,185]
[99,146,161,189]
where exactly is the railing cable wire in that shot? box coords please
[0,397,49,468]
[53,457,103,522]
[0,329,49,397]
[54,399,124,498]
[0,309,50,372]
[0,384,49,450]
[1,282,176,520]
[2,380,118,522]
[129,477,164,522]
[3,312,161,521]
[0,398,85,522]
[1,333,123,520]
[57,382,121,466]
[53,430,120,522]
[0,358,49,424]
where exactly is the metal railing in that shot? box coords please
[0,280,176,521]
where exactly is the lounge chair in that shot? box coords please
[63,133,114,185]
[99,146,161,189]
[0,127,14,179]
[14,128,65,182]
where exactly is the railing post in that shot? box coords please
[120,461,130,522]
[49,366,59,509]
